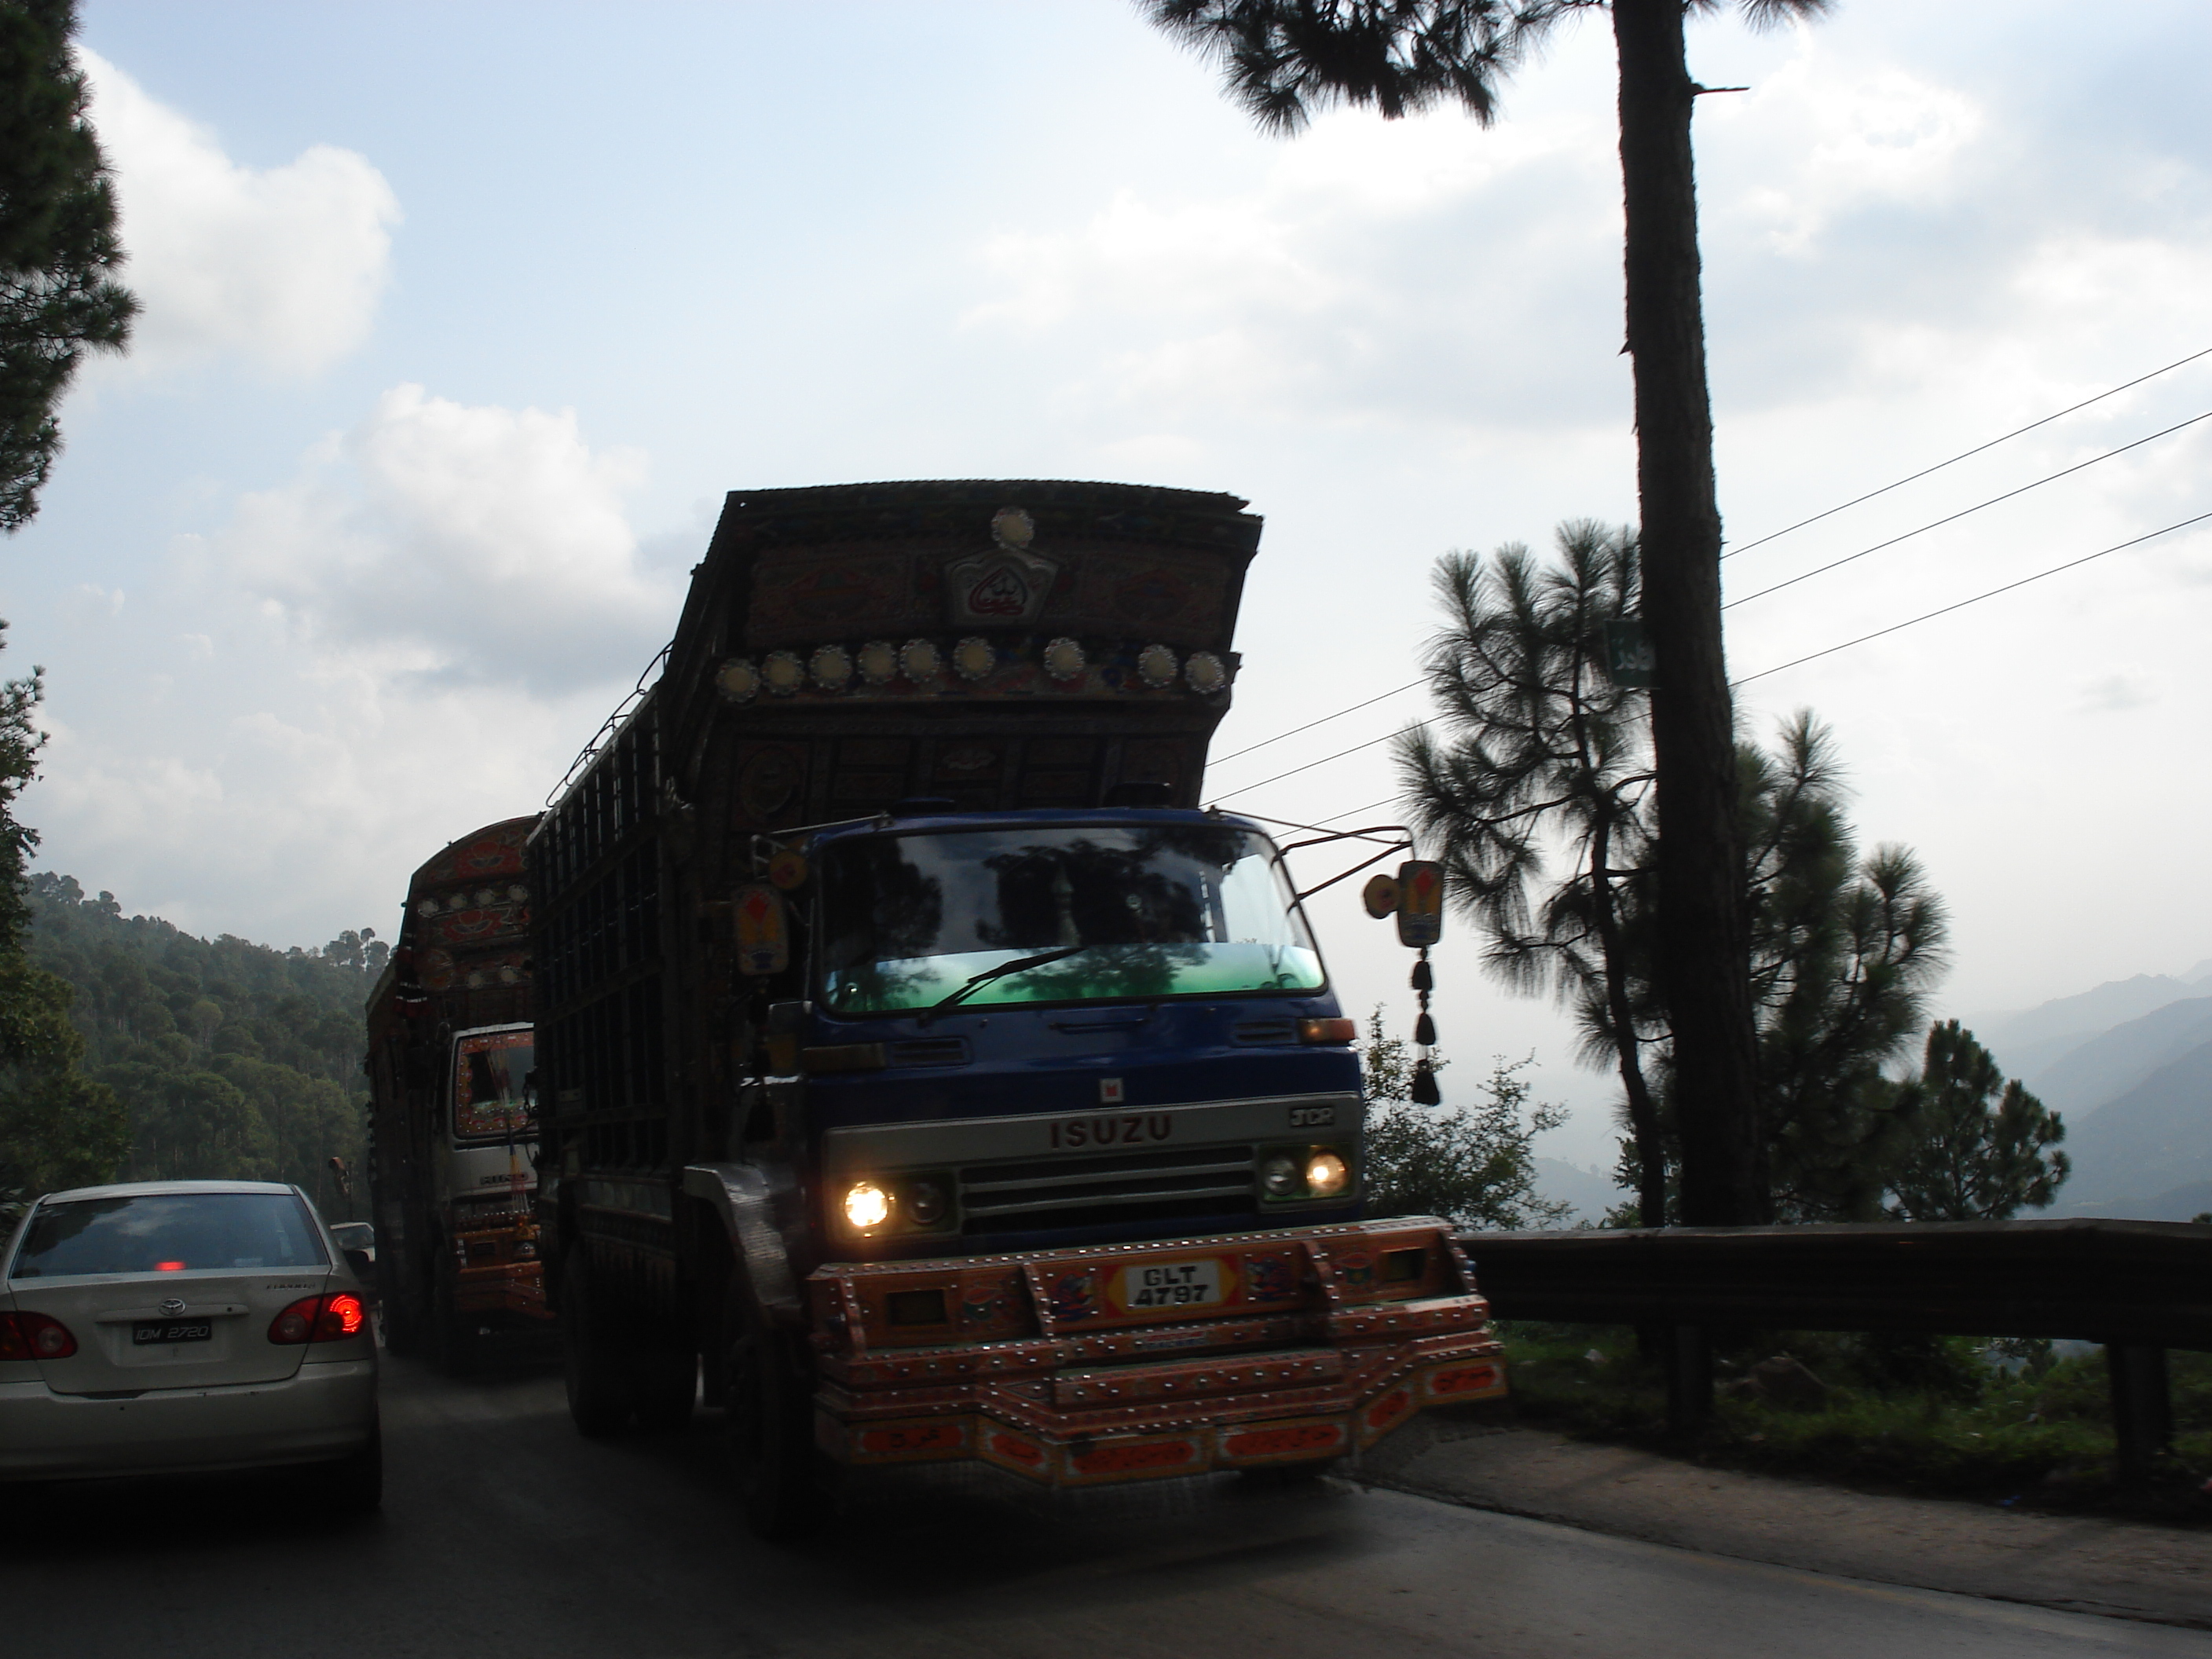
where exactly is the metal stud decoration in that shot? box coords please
[857,639,899,686]
[899,638,942,683]
[714,657,760,702]
[762,650,806,696]
[1137,643,1179,688]
[810,643,854,690]
[1042,637,1086,683]
[952,636,998,682]
[1184,651,1229,695]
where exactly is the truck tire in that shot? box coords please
[724,1313,824,1540]
[430,1261,474,1378]
[632,1345,698,1433]
[560,1243,631,1437]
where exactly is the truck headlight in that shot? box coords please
[842,1181,892,1231]
[904,1180,948,1226]
[1306,1148,1351,1198]
[1259,1152,1302,1197]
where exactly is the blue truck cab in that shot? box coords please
[791,804,1364,1262]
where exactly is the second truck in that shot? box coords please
[532,478,1503,1533]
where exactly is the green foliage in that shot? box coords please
[1361,1009,1572,1230]
[0,0,137,532]
[0,628,123,1207]
[1500,1322,2212,1504]
[1393,532,1969,1225]
[1888,1020,2069,1221]
[1744,716,1950,1221]
[22,872,384,1216]
[1148,3,1833,138]
[1393,524,1664,1219]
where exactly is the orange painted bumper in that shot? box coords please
[808,1218,1506,1487]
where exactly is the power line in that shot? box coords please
[1733,508,2212,687]
[1723,343,2212,561]
[1722,409,2212,611]
[1207,718,1432,804]
[1209,677,1424,766]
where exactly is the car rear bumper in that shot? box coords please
[0,1358,376,1481]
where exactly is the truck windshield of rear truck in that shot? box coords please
[453,1030,535,1141]
[819,822,1325,1015]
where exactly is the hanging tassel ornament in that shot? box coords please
[1409,948,1441,1105]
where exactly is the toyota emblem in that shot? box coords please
[159,1297,185,1316]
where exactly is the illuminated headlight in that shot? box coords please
[1260,1152,1302,1198]
[842,1181,892,1231]
[513,1240,537,1259]
[1306,1149,1351,1198]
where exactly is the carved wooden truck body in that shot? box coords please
[528,480,1501,1530]
[365,817,554,1369]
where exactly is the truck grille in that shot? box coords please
[958,1143,1256,1236]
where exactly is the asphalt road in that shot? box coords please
[5,1353,2207,1659]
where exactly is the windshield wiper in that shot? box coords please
[921,945,1090,1021]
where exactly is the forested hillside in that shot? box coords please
[23,873,386,1218]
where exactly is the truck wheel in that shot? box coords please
[632,1346,698,1433]
[560,1244,631,1438]
[430,1262,474,1378]
[724,1317,824,1540]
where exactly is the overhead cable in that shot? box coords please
[1733,508,2212,687]
[1723,344,2212,561]
[1722,409,2212,611]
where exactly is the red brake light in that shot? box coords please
[0,1311,78,1361]
[156,1261,186,1272]
[1298,1017,1358,1046]
[269,1293,369,1345]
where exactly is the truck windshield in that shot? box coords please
[455,1031,535,1141]
[819,823,1325,1015]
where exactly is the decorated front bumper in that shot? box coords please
[450,1212,552,1320]
[808,1217,1505,1486]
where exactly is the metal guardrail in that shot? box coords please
[1459,1218,2212,1474]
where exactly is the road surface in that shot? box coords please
[4,1353,2205,1657]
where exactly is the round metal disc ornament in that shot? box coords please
[762,650,806,695]
[1042,637,1086,683]
[899,638,941,683]
[767,848,810,891]
[714,657,761,702]
[1136,643,1180,688]
[857,640,899,685]
[809,643,853,690]
[952,636,997,682]
[1184,651,1229,694]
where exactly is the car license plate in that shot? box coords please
[1119,1258,1225,1311]
[133,1320,213,1345]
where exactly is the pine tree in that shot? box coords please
[0,624,124,1206]
[1149,0,1835,1226]
[0,0,137,532]
[1887,1020,2067,1221]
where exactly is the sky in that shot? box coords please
[7,1,2210,1171]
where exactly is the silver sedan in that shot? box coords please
[0,1180,380,1510]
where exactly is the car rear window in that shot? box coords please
[8,1192,328,1278]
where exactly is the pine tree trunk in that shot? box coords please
[1610,0,1767,1225]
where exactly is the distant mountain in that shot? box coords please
[1972,969,2212,1082]
[2053,1035,2212,1216]
[1533,1157,1628,1225]
[2028,995,2212,1118]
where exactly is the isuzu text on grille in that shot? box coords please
[1048,1114,1175,1148]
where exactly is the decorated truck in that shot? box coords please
[531,478,1501,1536]
[365,817,553,1368]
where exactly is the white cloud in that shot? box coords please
[221,384,671,691]
[79,48,400,375]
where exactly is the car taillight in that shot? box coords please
[0,1311,78,1361]
[269,1293,368,1345]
